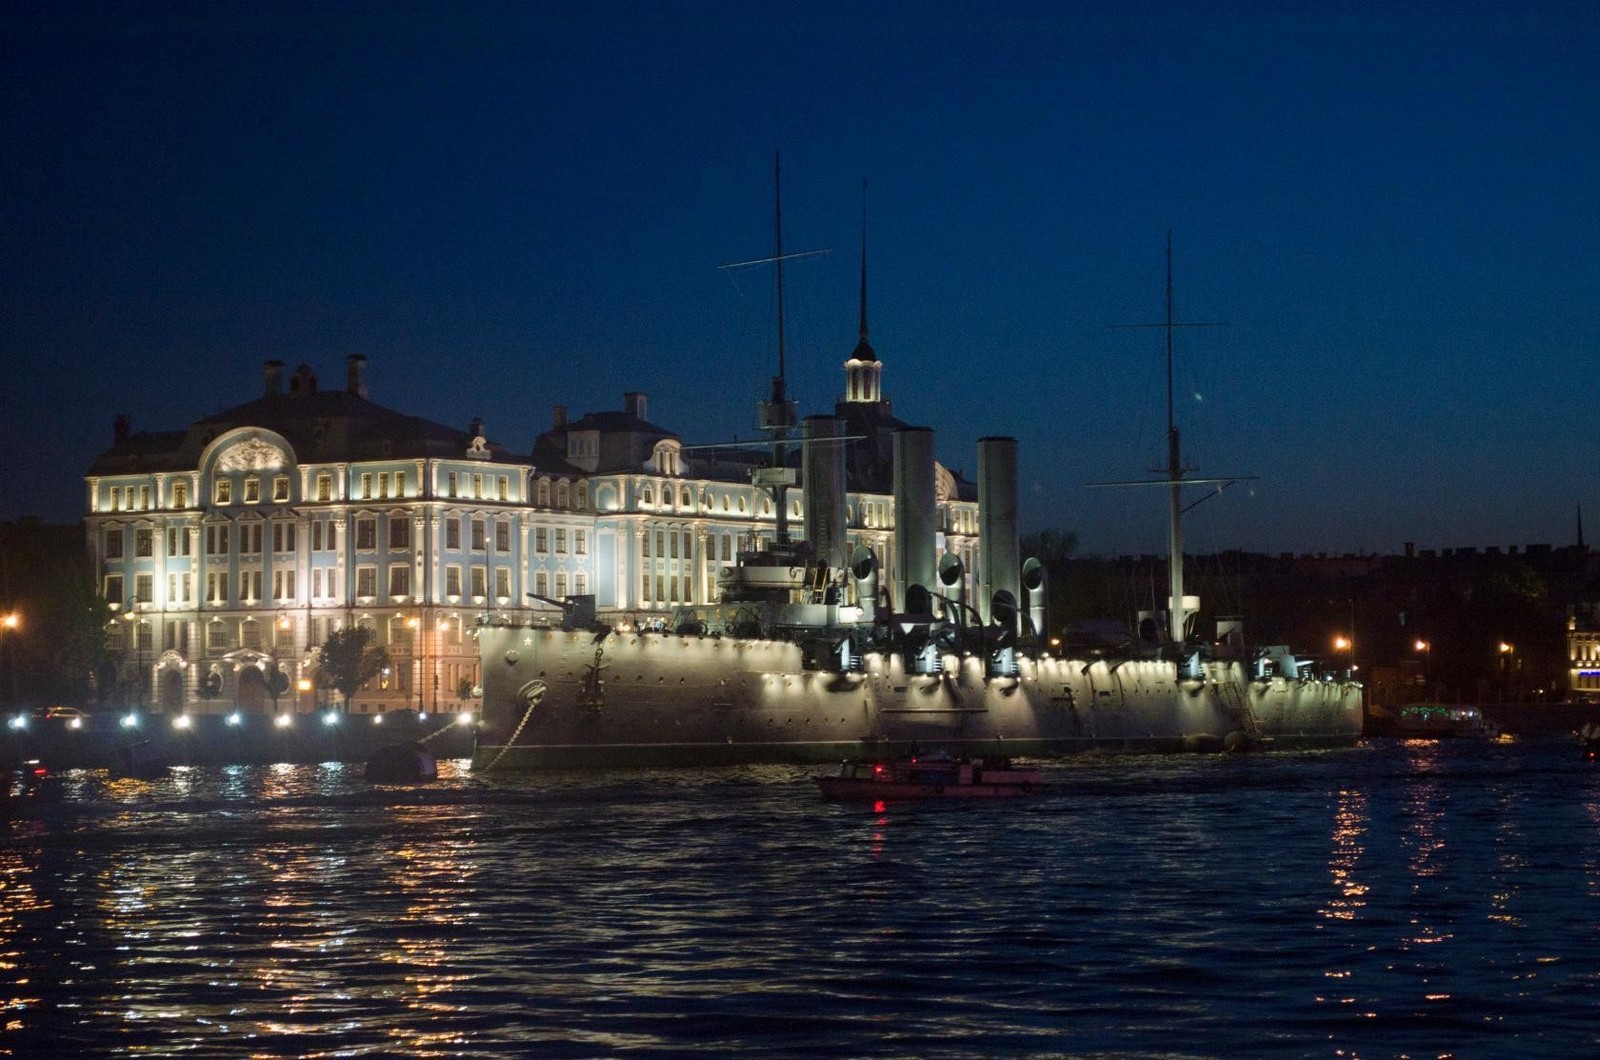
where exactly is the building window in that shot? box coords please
[244,477,261,504]
[272,523,296,553]
[389,564,411,597]
[240,620,261,650]
[396,470,406,497]
[535,571,548,597]
[555,529,567,554]
[470,566,487,599]
[208,621,229,650]
[389,517,410,550]
[273,476,290,502]
[576,483,588,510]
[447,472,458,498]
[498,475,508,501]
[721,534,732,561]
[138,485,151,509]
[356,566,377,599]
[471,518,487,551]
[174,482,189,508]
[575,529,587,555]
[557,481,570,508]
[555,573,568,598]
[668,531,677,560]
[109,486,120,511]
[535,527,548,553]
[494,568,510,600]
[361,474,373,499]
[495,521,510,552]
[134,529,153,557]
[575,572,588,595]
[239,570,262,603]
[641,530,651,559]
[105,574,123,604]
[683,530,693,560]
[356,516,377,551]
[537,478,550,506]
[206,572,226,604]
[274,569,297,602]
[446,516,461,550]
[312,568,324,600]
[317,474,332,502]
[215,479,232,505]
[378,472,389,499]
[240,523,262,555]
[446,566,462,597]
[104,528,124,559]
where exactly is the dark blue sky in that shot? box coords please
[4,1,1596,557]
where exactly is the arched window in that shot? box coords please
[536,478,551,506]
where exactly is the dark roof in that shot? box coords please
[87,389,515,476]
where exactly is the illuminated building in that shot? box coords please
[85,343,979,716]
[1570,603,1600,704]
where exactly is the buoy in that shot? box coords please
[366,743,438,784]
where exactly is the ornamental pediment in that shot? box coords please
[217,436,287,473]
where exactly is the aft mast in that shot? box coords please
[1098,232,1243,647]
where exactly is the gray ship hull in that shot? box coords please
[472,625,1364,770]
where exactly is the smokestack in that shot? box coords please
[553,405,567,430]
[802,415,847,571]
[624,391,648,420]
[263,360,284,396]
[978,437,1020,628]
[892,428,938,612]
[346,354,368,398]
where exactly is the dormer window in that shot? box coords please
[650,439,683,476]
[273,475,290,502]
[243,477,261,504]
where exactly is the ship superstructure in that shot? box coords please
[473,205,1363,769]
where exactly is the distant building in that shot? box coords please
[1571,603,1600,704]
[85,334,981,716]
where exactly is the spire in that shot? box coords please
[842,179,883,406]
[854,179,873,360]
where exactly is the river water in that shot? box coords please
[3,737,1597,1058]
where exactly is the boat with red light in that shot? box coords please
[815,753,1043,801]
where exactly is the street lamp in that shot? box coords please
[123,602,146,712]
[1333,634,1355,680]
[1414,639,1432,697]
[407,615,424,713]
[1499,642,1516,703]
[1,611,20,711]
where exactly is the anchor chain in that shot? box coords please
[475,679,548,772]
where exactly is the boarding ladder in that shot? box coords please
[1217,676,1261,738]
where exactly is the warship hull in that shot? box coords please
[471,625,1363,770]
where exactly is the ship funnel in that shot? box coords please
[1021,557,1047,642]
[801,415,847,571]
[977,437,1020,630]
[850,544,878,616]
[892,428,938,613]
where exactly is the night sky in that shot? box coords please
[4,2,1596,558]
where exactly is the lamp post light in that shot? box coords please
[1333,633,1354,680]
[1,611,20,711]
[1414,639,1432,697]
[123,603,146,712]
[407,615,424,714]
[1498,641,1516,703]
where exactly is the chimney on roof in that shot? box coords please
[553,405,567,430]
[469,417,483,437]
[624,391,647,420]
[114,414,130,445]
[346,354,368,398]
[264,360,284,396]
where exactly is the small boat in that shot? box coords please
[1390,703,1493,738]
[816,753,1043,801]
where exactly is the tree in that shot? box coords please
[315,626,390,712]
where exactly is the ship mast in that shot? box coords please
[1098,232,1243,647]
[758,151,799,546]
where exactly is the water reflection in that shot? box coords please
[1320,787,1369,922]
